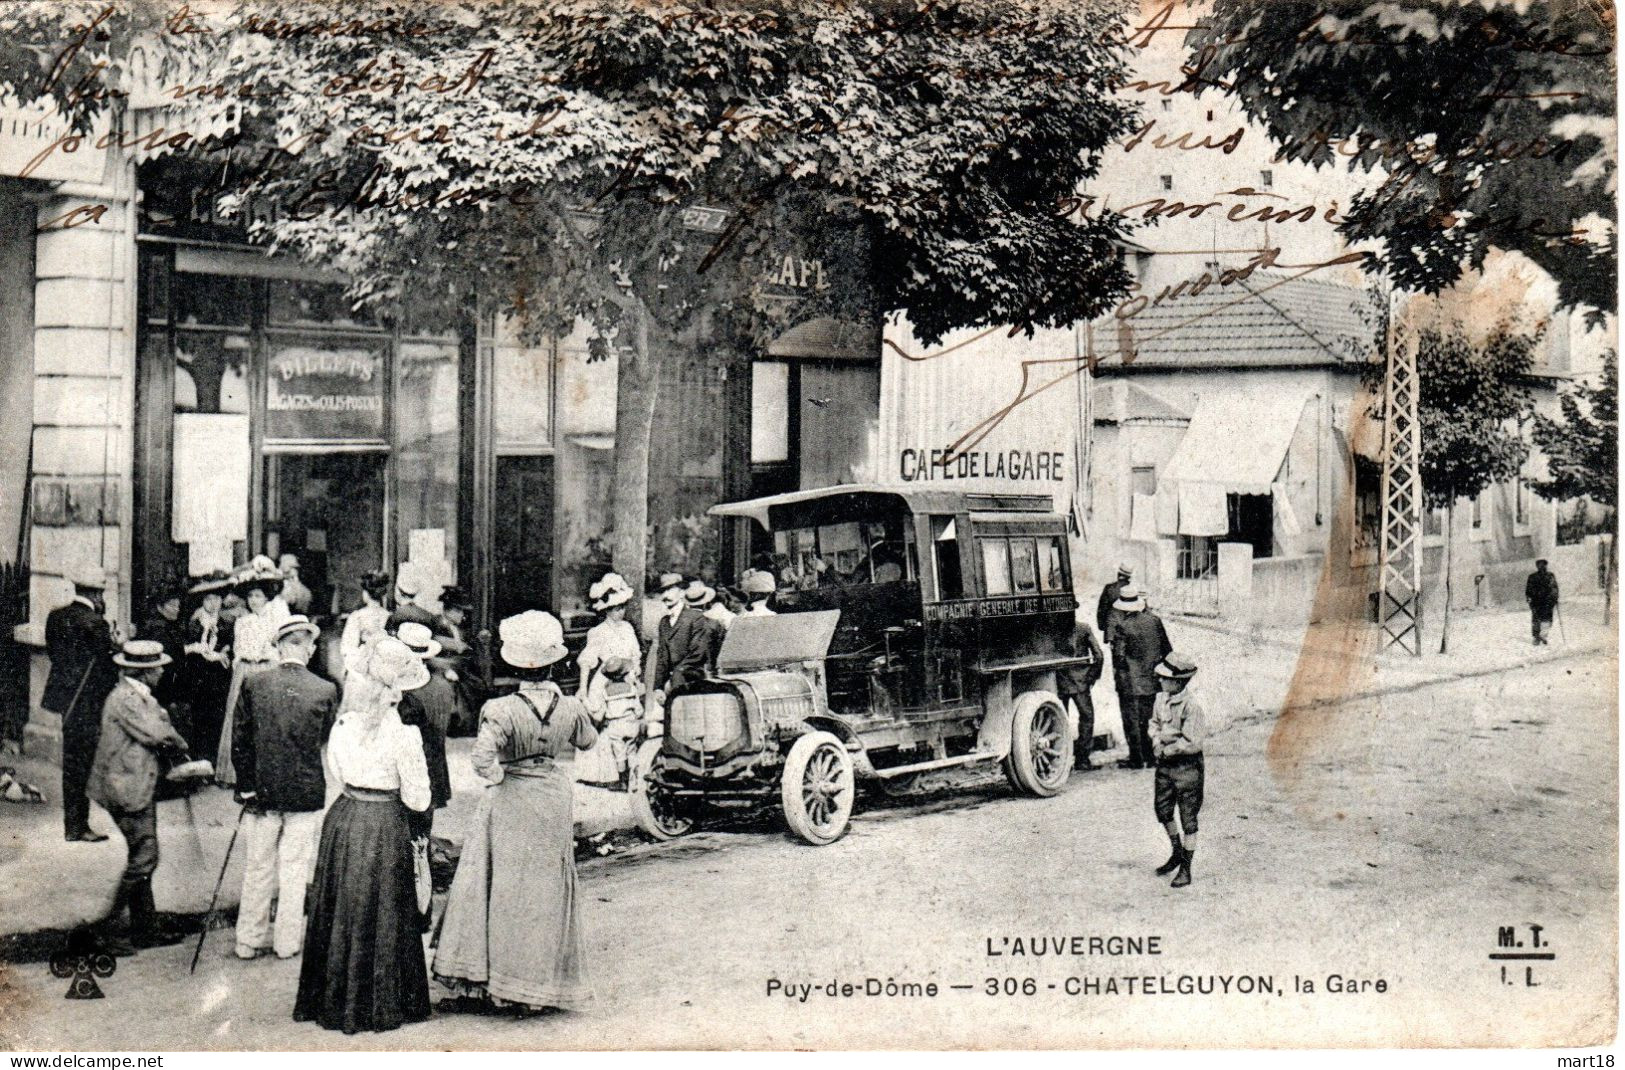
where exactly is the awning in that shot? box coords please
[1162,391,1312,497]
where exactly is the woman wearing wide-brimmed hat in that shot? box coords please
[294,638,432,1034]
[576,572,641,698]
[216,558,287,787]
[434,610,599,1014]
[179,572,233,759]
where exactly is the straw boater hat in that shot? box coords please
[1155,652,1199,680]
[499,610,568,669]
[70,566,110,591]
[684,580,716,608]
[113,639,171,670]
[656,571,686,595]
[274,614,320,644]
[368,637,430,691]
[740,569,776,596]
[1117,561,1135,579]
[396,621,442,660]
[590,572,633,611]
[395,570,421,599]
[1113,583,1147,613]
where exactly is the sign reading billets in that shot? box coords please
[265,343,387,441]
[897,447,1067,483]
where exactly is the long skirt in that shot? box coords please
[294,794,431,1034]
[215,660,271,787]
[432,765,592,1011]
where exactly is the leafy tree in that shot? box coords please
[0,0,1139,617]
[1364,313,1538,652]
[1186,0,1616,318]
[1532,350,1618,613]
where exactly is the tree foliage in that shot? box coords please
[1186,0,1616,317]
[1532,350,1617,508]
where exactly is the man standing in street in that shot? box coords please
[1096,562,1133,640]
[231,614,336,960]
[1148,652,1206,889]
[44,568,119,842]
[1111,583,1172,770]
[1525,559,1560,646]
[87,641,190,955]
[652,573,712,710]
[1057,615,1105,770]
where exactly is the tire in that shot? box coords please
[780,731,855,846]
[1005,691,1071,797]
[629,738,694,840]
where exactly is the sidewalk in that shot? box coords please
[2,597,1613,940]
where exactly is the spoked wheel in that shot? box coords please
[1005,692,1072,797]
[780,731,855,845]
[630,738,694,840]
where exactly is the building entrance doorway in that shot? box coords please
[493,455,555,624]
[262,452,387,617]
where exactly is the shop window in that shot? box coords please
[395,340,461,592]
[932,516,963,600]
[1177,535,1218,579]
[751,361,791,464]
[1131,465,1157,497]
[1009,538,1039,593]
[174,331,250,415]
[268,279,378,329]
[263,337,387,443]
[174,273,253,328]
[1037,536,1066,592]
[1353,456,1381,552]
[981,538,1013,596]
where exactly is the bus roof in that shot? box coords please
[708,484,1057,528]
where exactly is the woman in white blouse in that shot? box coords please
[575,572,641,697]
[294,639,432,1035]
[338,569,393,683]
[214,567,285,787]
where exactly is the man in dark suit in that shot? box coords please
[1095,562,1133,641]
[1111,585,1173,770]
[651,573,712,706]
[231,615,336,960]
[44,568,119,842]
[1058,617,1106,770]
[395,622,456,840]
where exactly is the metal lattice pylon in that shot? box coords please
[1378,293,1423,655]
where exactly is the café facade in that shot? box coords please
[1,121,882,697]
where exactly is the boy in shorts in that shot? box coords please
[1149,652,1205,888]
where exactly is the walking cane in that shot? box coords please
[190,804,246,974]
[1556,603,1569,644]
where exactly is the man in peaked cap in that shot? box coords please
[45,567,119,842]
[1148,652,1206,889]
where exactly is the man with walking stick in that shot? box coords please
[44,568,119,842]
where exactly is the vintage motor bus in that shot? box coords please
[630,485,1091,845]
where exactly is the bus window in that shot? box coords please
[1038,536,1067,592]
[932,516,963,600]
[1010,538,1039,593]
[982,539,1013,596]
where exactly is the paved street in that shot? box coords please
[1,635,1613,1050]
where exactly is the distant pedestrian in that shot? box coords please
[43,567,118,843]
[216,561,286,788]
[1148,653,1206,889]
[1525,559,1560,646]
[394,622,455,842]
[339,569,392,682]
[739,569,777,616]
[279,554,314,617]
[1058,617,1105,770]
[387,571,438,634]
[1110,584,1171,770]
[433,610,598,1014]
[180,573,233,760]
[87,641,189,955]
[231,615,336,961]
[1096,562,1134,640]
[294,638,432,1034]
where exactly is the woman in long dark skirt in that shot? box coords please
[294,639,433,1034]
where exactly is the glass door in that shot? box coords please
[262,452,388,619]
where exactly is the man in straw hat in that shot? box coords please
[1110,582,1171,770]
[395,621,456,840]
[231,614,336,960]
[44,566,119,842]
[87,641,190,954]
[1148,652,1206,888]
[1096,561,1135,639]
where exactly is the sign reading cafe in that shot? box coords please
[265,344,387,441]
[898,447,1067,484]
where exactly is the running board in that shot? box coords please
[872,752,998,778]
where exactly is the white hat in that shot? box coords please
[397,621,442,659]
[70,566,109,591]
[395,572,421,598]
[1113,583,1147,612]
[740,569,776,596]
[113,639,171,670]
[684,580,716,607]
[369,637,430,691]
[1117,562,1135,577]
[278,553,300,572]
[274,615,320,643]
[589,572,633,611]
[1155,652,1199,679]
[499,610,568,668]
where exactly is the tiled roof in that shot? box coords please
[1093,273,1377,369]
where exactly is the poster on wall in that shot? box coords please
[172,412,250,571]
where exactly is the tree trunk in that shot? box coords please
[1439,501,1454,655]
[1606,531,1617,623]
[610,304,663,634]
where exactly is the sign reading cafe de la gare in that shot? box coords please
[897,446,1068,484]
[265,345,387,441]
